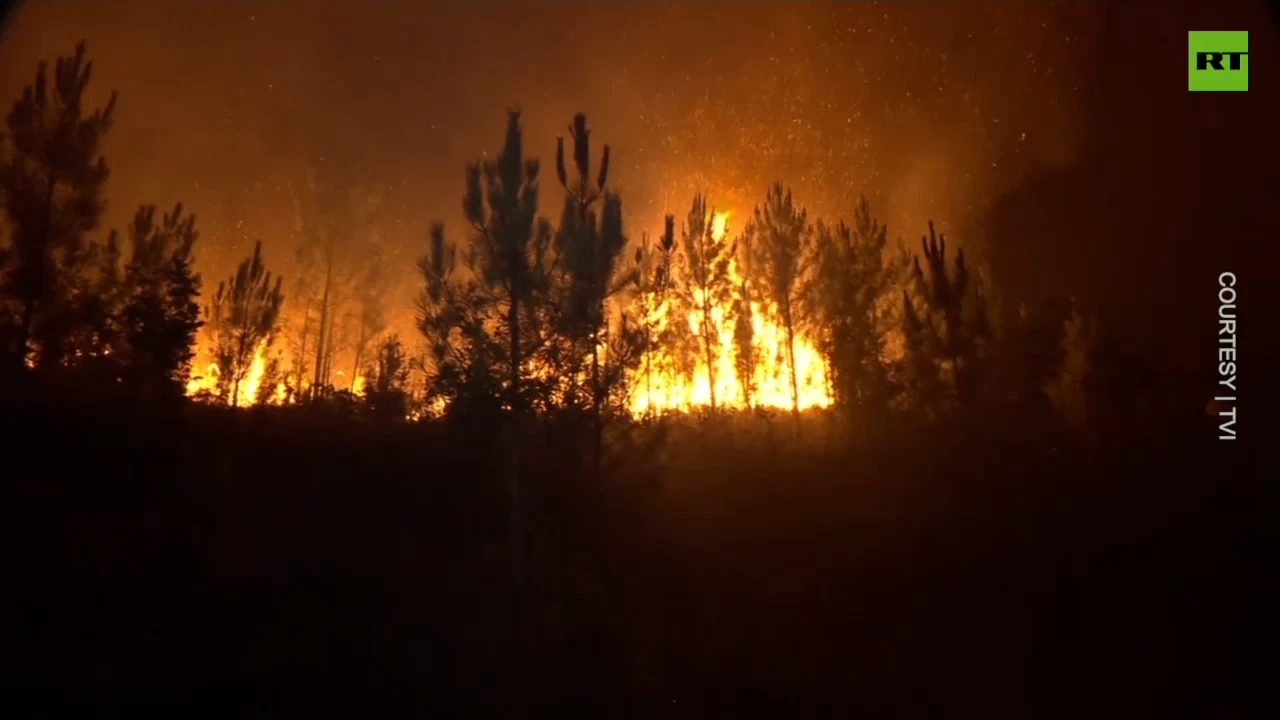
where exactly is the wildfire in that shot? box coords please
[184,341,287,407]
[181,210,831,418]
[628,212,831,416]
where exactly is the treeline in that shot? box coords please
[1,42,1103,438]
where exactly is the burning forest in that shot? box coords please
[1,1,1269,716]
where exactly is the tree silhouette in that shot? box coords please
[0,41,116,371]
[350,241,389,392]
[255,350,285,407]
[730,221,758,410]
[651,215,695,410]
[677,194,735,411]
[631,233,656,414]
[750,183,811,421]
[364,333,411,421]
[454,109,547,669]
[903,221,990,408]
[416,222,455,404]
[416,221,500,417]
[460,110,546,412]
[291,162,385,399]
[554,113,634,479]
[631,215,684,415]
[119,203,203,400]
[61,228,123,373]
[206,240,284,407]
[806,196,894,421]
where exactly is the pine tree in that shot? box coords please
[0,42,117,370]
[677,194,735,411]
[206,240,284,407]
[293,164,384,399]
[903,221,990,409]
[631,233,655,414]
[455,109,547,672]
[650,215,692,409]
[350,241,389,392]
[631,216,683,415]
[750,183,811,421]
[119,203,203,399]
[730,221,758,409]
[365,333,411,420]
[900,286,944,417]
[554,113,634,479]
[805,196,894,420]
[286,195,317,400]
[416,221,497,415]
[416,222,456,406]
[255,351,284,407]
[62,229,124,373]
[461,110,545,412]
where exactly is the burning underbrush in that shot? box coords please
[185,211,834,420]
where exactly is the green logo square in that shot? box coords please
[1189,31,1249,92]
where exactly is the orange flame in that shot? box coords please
[185,341,286,407]
[629,211,831,415]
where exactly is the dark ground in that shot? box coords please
[1,380,1264,717]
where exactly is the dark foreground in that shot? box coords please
[2,389,1262,717]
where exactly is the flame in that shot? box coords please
[184,341,287,407]
[629,211,831,416]
[710,211,729,243]
[178,209,832,418]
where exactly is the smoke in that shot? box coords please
[2,0,1184,373]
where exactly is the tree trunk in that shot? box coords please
[580,192,605,483]
[702,298,717,411]
[322,331,337,390]
[505,261,526,712]
[15,170,60,370]
[644,345,653,418]
[231,349,244,408]
[312,252,334,397]
[295,306,311,395]
[351,320,367,392]
[591,329,602,482]
[231,323,251,409]
[591,213,603,481]
[783,299,801,426]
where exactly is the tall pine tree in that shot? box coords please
[554,113,635,479]
[750,183,811,421]
[206,240,284,407]
[365,333,411,421]
[806,196,894,421]
[678,194,735,411]
[120,203,203,400]
[456,109,548,676]
[730,220,758,410]
[0,42,117,371]
[902,221,991,410]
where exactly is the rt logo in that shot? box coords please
[1189,31,1248,91]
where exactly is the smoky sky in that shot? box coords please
[1,0,1277,362]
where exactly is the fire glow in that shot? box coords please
[628,211,831,416]
[185,211,832,417]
